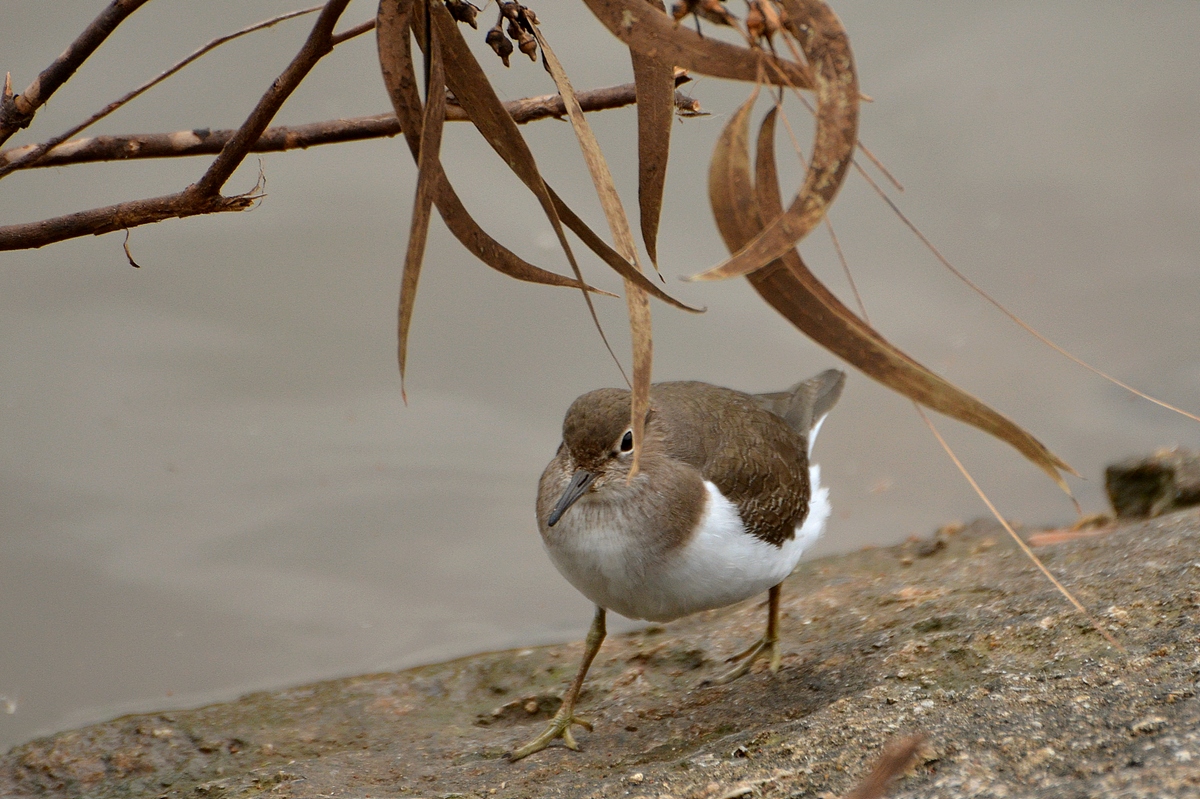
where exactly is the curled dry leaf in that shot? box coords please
[709,95,1074,491]
[581,0,812,88]
[690,0,858,282]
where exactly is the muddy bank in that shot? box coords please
[3,509,1199,798]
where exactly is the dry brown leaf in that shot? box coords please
[423,0,640,379]
[708,88,761,250]
[708,93,1074,491]
[691,0,858,282]
[420,1,697,313]
[843,734,926,799]
[534,24,653,475]
[396,12,446,400]
[547,186,700,313]
[581,0,812,88]
[377,0,599,294]
[629,0,673,271]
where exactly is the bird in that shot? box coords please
[509,369,845,760]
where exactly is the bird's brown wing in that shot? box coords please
[651,382,811,547]
[703,408,811,547]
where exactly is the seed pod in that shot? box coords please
[485,22,514,67]
[499,0,522,23]
[446,0,480,29]
[506,19,537,62]
[697,0,736,26]
[517,31,538,61]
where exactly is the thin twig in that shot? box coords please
[0,81,697,171]
[849,159,1200,426]
[0,5,325,180]
[0,189,256,251]
[0,0,153,147]
[0,82,700,251]
[195,0,353,196]
[915,404,1126,652]
[331,17,377,46]
[0,0,353,252]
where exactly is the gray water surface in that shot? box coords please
[2,1,1198,751]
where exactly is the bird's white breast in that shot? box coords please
[542,465,830,622]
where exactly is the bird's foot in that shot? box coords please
[700,634,781,686]
[507,707,593,761]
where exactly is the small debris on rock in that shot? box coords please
[1131,716,1168,735]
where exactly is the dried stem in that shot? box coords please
[0,0,354,252]
[0,0,153,147]
[0,81,699,252]
[0,5,326,181]
[194,0,352,196]
[0,2,700,254]
[331,17,377,46]
[0,189,256,251]
[0,81,696,171]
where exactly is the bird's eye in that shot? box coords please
[619,430,633,452]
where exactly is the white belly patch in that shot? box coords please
[544,465,830,622]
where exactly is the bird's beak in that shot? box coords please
[547,469,595,527]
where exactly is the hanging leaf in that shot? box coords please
[628,0,673,271]
[418,0,699,312]
[708,94,1075,491]
[750,107,1074,489]
[377,0,600,293]
[533,23,653,474]
[690,0,858,281]
[397,10,446,399]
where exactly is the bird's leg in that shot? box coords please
[703,584,782,685]
[508,606,606,761]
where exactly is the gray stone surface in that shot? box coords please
[3,509,1199,798]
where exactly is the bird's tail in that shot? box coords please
[755,369,846,455]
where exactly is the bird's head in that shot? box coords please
[547,388,647,526]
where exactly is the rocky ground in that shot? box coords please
[3,508,1199,799]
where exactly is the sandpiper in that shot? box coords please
[509,369,845,760]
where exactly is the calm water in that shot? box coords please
[2,1,1198,751]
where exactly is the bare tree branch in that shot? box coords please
[195,0,352,196]
[0,189,255,251]
[0,0,153,147]
[0,0,699,257]
[0,0,353,253]
[0,83,700,171]
[331,17,377,46]
[0,5,325,181]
